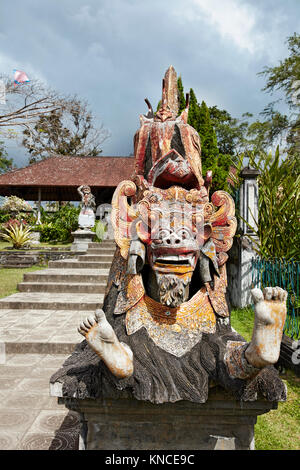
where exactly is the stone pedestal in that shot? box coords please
[52,389,277,450]
[71,229,95,252]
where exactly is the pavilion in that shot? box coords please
[0,155,135,207]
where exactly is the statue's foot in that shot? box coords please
[78,309,116,354]
[78,309,133,379]
[245,287,287,368]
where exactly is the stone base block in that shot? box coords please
[56,390,277,450]
[71,229,95,252]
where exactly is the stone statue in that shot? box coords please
[56,67,287,407]
[77,185,96,229]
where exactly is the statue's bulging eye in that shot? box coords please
[158,229,171,240]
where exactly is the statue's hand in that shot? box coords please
[245,287,287,369]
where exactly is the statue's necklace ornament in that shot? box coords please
[126,287,216,357]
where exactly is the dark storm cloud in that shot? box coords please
[1,0,299,165]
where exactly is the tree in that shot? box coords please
[187,93,231,192]
[209,106,250,156]
[22,97,109,162]
[0,77,60,133]
[258,33,300,162]
[0,141,14,174]
[0,75,109,163]
[197,100,219,168]
[177,76,186,114]
[187,88,199,130]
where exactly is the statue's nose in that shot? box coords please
[162,233,182,245]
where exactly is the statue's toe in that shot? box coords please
[251,288,264,304]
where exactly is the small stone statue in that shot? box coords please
[77,185,96,229]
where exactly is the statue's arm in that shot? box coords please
[225,287,287,379]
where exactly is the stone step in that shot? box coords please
[86,249,115,256]
[17,281,107,294]
[0,309,89,355]
[78,254,113,262]
[48,260,112,269]
[23,268,110,283]
[88,241,115,247]
[87,245,115,251]
[1,264,37,269]
[0,292,104,310]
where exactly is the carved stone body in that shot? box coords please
[66,67,287,405]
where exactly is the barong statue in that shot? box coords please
[65,67,286,404]
[77,184,96,229]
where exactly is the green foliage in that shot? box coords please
[209,106,250,156]
[232,147,300,260]
[187,93,230,192]
[259,33,300,109]
[0,212,11,224]
[0,141,14,174]
[197,101,218,169]
[21,97,107,163]
[177,76,186,114]
[0,196,36,226]
[0,223,33,249]
[34,204,80,243]
[187,88,199,130]
[95,220,107,242]
[258,33,300,161]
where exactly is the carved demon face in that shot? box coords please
[146,201,200,307]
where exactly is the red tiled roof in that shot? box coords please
[0,155,135,187]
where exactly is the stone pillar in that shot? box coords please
[227,167,260,308]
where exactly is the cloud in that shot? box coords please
[0,0,299,165]
[172,0,265,54]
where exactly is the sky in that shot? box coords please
[0,0,300,167]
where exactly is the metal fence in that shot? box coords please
[251,257,300,339]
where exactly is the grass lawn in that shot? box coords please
[231,307,300,450]
[0,266,44,299]
[0,241,71,250]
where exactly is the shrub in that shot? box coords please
[93,220,107,242]
[0,223,34,249]
[1,196,32,212]
[230,147,300,260]
[36,204,80,243]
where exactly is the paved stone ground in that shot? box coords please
[0,241,115,450]
[0,353,80,450]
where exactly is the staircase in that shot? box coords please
[0,240,115,450]
[0,240,115,354]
